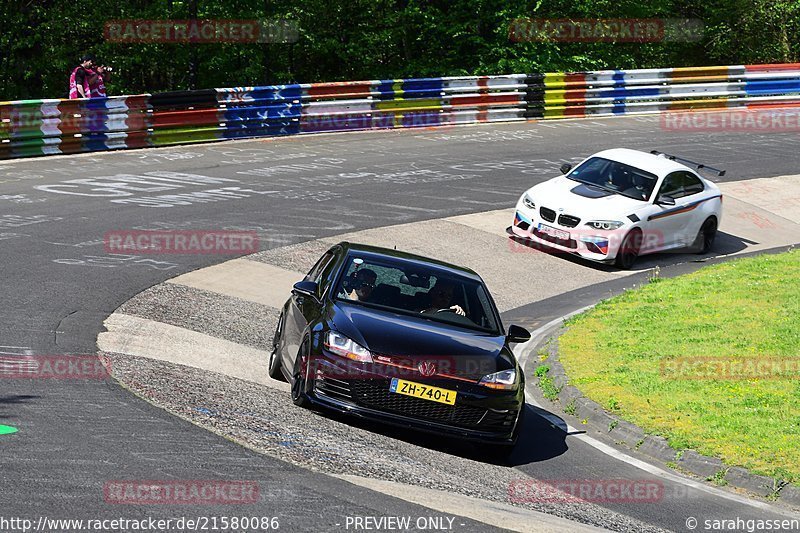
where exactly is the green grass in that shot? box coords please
[534,364,562,400]
[559,249,800,484]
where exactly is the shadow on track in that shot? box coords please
[0,394,40,419]
[308,401,569,467]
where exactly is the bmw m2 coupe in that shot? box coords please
[509,148,725,268]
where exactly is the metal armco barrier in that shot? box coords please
[2,63,800,160]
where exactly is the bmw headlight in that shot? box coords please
[522,194,535,210]
[324,331,373,363]
[585,220,624,231]
[479,369,517,390]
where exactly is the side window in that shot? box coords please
[317,249,342,296]
[682,172,705,196]
[659,172,704,200]
[305,250,335,284]
[657,172,684,199]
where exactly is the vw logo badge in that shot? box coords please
[418,361,437,377]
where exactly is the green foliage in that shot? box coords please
[534,365,561,400]
[564,398,577,415]
[707,468,729,486]
[559,249,800,484]
[3,0,799,100]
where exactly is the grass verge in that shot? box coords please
[559,249,800,484]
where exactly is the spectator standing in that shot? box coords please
[68,54,111,98]
[89,63,111,97]
[69,54,94,99]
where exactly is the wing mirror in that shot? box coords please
[655,194,676,206]
[292,281,319,299]
[507,324,531,344]
[560,163,573,175]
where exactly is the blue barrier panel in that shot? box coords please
[744,79,800,95]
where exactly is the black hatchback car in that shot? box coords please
[268,242,530,451]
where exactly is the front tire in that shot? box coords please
[694,217,717,254]
[290,343,311,408]
[615,229,642,269]
[268,315,285,381]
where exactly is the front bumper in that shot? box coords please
[305,355,524,444]
[509,209,623,263]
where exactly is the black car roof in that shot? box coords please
[333,242,482,281]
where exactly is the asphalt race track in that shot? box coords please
[1,113,799,532]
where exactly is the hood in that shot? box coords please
[329,301,513,379]
[528,176,647,221]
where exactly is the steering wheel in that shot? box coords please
[434,308,456,313]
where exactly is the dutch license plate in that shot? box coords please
[538,223,570,241]
[390,378,456,405]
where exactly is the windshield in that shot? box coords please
[335,255,501,334]
[567,157,659,201]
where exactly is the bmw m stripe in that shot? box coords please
[648,195,722,221]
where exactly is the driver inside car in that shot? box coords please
[340,268,377,302]
[418,281,466,316]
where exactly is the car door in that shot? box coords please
[648,171,697,249]
[676,172,707,246]
[281,249,338,370]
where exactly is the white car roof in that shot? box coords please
[591,148,691,177]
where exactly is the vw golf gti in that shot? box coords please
[268,242,530,452]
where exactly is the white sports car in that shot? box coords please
[508,148,724,269]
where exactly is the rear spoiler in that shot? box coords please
[650,150,726,177]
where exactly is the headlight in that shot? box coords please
[522,194,536,210]
[585,220,624,230]
[479,369,517,390]
[324,331,373,363]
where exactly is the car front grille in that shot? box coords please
[480,409,519,431]
[349,379,487,427]
[315,375,354,402]
[557,214,581,228]
[540,206,556,222]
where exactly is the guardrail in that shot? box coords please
[2,63,800,160]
